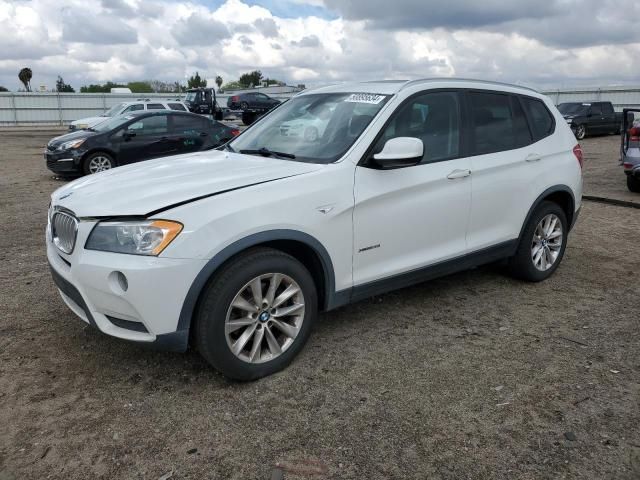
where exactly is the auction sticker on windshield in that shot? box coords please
[344,93,387,104]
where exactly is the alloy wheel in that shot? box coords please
[225,273,305,364]
[531,213,563,271]
[88,156,112,173]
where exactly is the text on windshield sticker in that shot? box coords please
[344,94,386,104]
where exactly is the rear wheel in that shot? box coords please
[240,101,249,110]
[574,124,586,140]
[509,201,568,282]
[83,152,114,175]
[194,248,318,380]
[627,175,640,193]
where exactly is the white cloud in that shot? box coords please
[0,0,638,91]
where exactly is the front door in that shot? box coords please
[353,90,472,287]
[116,115,176,165]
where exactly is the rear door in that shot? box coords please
[116,115,176,165]
[170,115,208,154]
[465,90,539,250]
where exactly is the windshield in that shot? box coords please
[229,93,390,163]
[185,92,197,102]
[91,115,136,132]
[103,102,126,117]
[558,103,589,115]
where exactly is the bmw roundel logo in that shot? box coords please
[259,312,270,322]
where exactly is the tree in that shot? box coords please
[56,76,75,93]
[18,68,32,92]
[126,81,153,93]
[187,72,207,89]
[220,80,242,91]
[238,70,263,88]
[0,86,8,92]
[215,75,223,89]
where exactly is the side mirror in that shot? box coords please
[123,131,136,140]
[372,137,424,169]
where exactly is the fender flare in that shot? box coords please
[518,185,576,242]
[176,229,337,334]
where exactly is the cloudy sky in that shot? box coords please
[1,0,639,91]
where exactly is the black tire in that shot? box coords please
[194,247,318,381]
[83,151,115,175]
[508,201,568,282]
[627,175,640,193]
[240,101,249,110]
[574,124,586,140]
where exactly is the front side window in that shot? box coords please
[168,103,187,111]
[521,97,555,142]
[126,116,168,136]
[589,104,602,116]
[469,92,524,155]
[373,91,460,163]
[229,92,390,164]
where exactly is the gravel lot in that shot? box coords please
[1,129,639,480]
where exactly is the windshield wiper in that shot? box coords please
[240,147,296,159]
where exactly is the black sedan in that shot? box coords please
[45,111,240,176]
[227,92,280,111]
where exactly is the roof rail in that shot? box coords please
[399,78,539,93]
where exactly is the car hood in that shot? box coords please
[51,150,324,217]
[48,129,98,148]
[70,116,108,128]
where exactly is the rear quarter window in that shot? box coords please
[520,97,555,142]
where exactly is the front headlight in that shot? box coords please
[58,139,85,151]
[86,220,183,256]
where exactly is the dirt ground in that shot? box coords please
[0,129,639,480]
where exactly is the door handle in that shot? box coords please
[199,132,208,137]
[525,153,542,162]
[447,169,471,179]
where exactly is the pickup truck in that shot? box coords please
[557,101,623,140]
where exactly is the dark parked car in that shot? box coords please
[227,92,281,110]
[46,111,240,176]
[558,101,623,140]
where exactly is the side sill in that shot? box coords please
[327,240,518,308]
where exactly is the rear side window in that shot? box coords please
[590,104,602,116]
[521,97,555,142]
[168,103,187,111]
[469,92,521,155]
[171,115,204,134]
[147,103,166,110]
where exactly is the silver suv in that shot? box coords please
[68,99,188,131]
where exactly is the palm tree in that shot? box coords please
[215,75,223,89]
[18,68,32,92]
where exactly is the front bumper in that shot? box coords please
[44,149,84,174]
[47,217,207,351]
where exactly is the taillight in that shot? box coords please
[623,162,633,170]
[629,127,640,141]
[573,144,584,170]
[232,96,239,102]
[231,129,240,136]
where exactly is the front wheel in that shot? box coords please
[194,248,318,380]
[627,175,640,193]
[83,152,114,175]
[574,124,586,140]
[509,201,568,282]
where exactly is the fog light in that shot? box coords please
[108,271,128,293]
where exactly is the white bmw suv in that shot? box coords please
[47,79,583,380]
